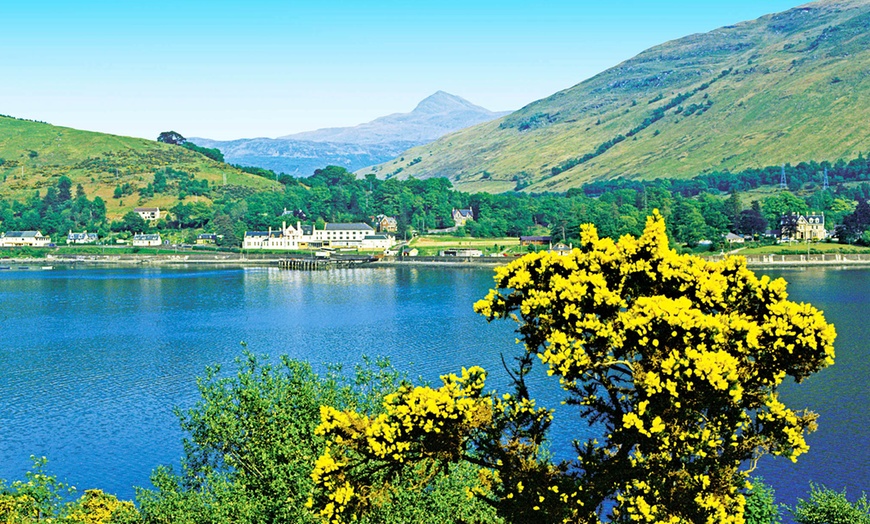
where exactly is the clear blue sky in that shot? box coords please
[0,1,803,140]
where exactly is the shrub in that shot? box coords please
[791,484,870,524]
[310,213,836,524]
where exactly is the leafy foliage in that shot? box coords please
[182,142,224,163]
[137,353,498,524]
[744,478,782,524]
[156,131,186,146]
[790,484,870,524]
[310,213,836,523]
[0,177,107,237]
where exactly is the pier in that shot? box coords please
[277,256,374,270]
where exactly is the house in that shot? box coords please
[519,235,552,246]
[360,234,395,250]
[780,213,825,241]
[0,231,51,247]
[243,222,306,250]
[452,208,474,227]
[550,243,572,256]
[321,223,375,247]
[725,233,745,245]
[132,233,162,247]
[135,207,160,221]
[196,233,218,245]
[67,230,99,244]
[375,215,398,233]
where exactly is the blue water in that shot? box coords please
[0,265,866,513]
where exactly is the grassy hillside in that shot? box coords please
[0,116,280,218]
[361,0,870,193]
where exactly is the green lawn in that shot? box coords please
[408,235,523,256]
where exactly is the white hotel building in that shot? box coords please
[243,222,394,250]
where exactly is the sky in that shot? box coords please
[0,1,804,141]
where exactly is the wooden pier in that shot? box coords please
[277,257,373,270]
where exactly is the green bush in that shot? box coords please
[791,484,870,524]
[136,352,499,524]
[745,478,782,524]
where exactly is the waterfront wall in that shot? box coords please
[705,253,870,267]
[9,251,870,269]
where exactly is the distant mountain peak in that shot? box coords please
[412,91,487,114]
[189,91,511,176]
[273,92,509,145]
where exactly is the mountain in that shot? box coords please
[284,91,510,144]
[190,92,509,176]
[0,115,279,218]
[360,0,870,193]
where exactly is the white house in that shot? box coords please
[243,222,308,250]
[67,230,99,244]
[0,231,51,247]
[725,232,745,245]
[320,223,375,247]
[550,243,572,256]
[780,213,825,241]
[132,233,162,247]
[360,234,395,250]
[452,208,474,227]
[135,207,161,221]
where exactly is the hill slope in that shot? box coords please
[190,91,509,175]
[0,116,279,218]
[361,0,870,193]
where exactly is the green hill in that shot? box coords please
[361,0,870,193]
[0,116,280,218]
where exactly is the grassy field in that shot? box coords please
[409,235,522,256]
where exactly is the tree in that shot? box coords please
[152,170,167,193]
[736,208,769,237]
[670,196,708,246]
[57,176,73,203]
[837,198,870,244]
[310,213,836,524]
[157,131,186,145]
[212,214,239,247]
[121,211,147,233]
[761,192,808,230]
[724,192,742,230]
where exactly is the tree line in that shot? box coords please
[6,153,870,249]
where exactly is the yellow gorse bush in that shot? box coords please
[309,212,836,524]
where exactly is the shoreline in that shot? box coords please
[3,252,870,270]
